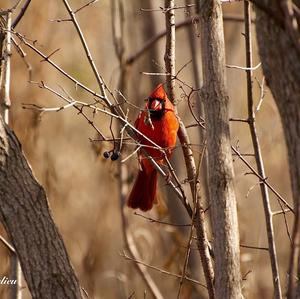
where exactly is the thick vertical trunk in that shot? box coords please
[0,118,82,299]
[199,1,242,298]
[255,2,300,298]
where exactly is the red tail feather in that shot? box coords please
[127,168,157,211]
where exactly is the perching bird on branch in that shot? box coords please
[127,84,179,211]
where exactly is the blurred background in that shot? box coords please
[0,0,294,298]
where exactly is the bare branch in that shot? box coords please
[74,0,99,14]
[126,14,252,66]
[240,243,269,251]
[121,145,141,163]
[164,0,176,103]
[232,146,293,213]
[133,212,192,227]
[12,0,31,29]
[14,32,106,101]
[272,209,293,216]
[226,62,261,71]
[164,2,215,298]
[11,37,32,81]
[177,206,195,298]
[0,12,12,125]
[255,76,265,113]
[61,0,110,105]
[40,47,61,62]
[121,252,207,288]
[243,3,282,297]
[0,234,15,253]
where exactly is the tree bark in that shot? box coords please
[0,117,82,299]
[255,2,300,298]
[198,1,242,298]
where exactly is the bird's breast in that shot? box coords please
[136,111,179,159]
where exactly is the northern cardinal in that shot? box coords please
[127,84,179,211]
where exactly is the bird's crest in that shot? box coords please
[149,84,167,100]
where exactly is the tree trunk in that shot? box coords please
[255,2,300,298]
[0,117,82,299]
[198,1,242,298]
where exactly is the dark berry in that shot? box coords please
[103,151,110,159]
[111,151,120,161]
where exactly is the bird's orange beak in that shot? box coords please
[150,99,162,111]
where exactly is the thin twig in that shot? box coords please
[40,48,60,62]
[121,145,141,163]
[186,91,206,130]
[140,4,196,13]
[255,76,265,112]
[121,252,207,288]
[230,117,249,123]
[10,0,23,11]
[133,212,191,227]
[11,37,32,81]
[14,32,106,101]
[61,0,110,106]
[244,4,282,297]
[272,209,292,216]
[231,146,293,213]
[12,0,31,28]
[164,0,176,103]
[240,243,269,251]
[27,81,107,139]
[1,12,12,124]
[163,154,188,206]
[0,235,15,253]
[23,101,77,112]
[74,0,99,14]
[189,139,215,299]
[226,62,261,71]
[177,205,196,298]
[126,14,252,65]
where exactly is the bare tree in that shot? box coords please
[254,1,300,298]
[1,4,82,298]
[0,117,82,299]
[198,0,242,298]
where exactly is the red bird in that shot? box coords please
[127,84,179,211]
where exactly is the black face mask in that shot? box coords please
[148,97,165,120]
